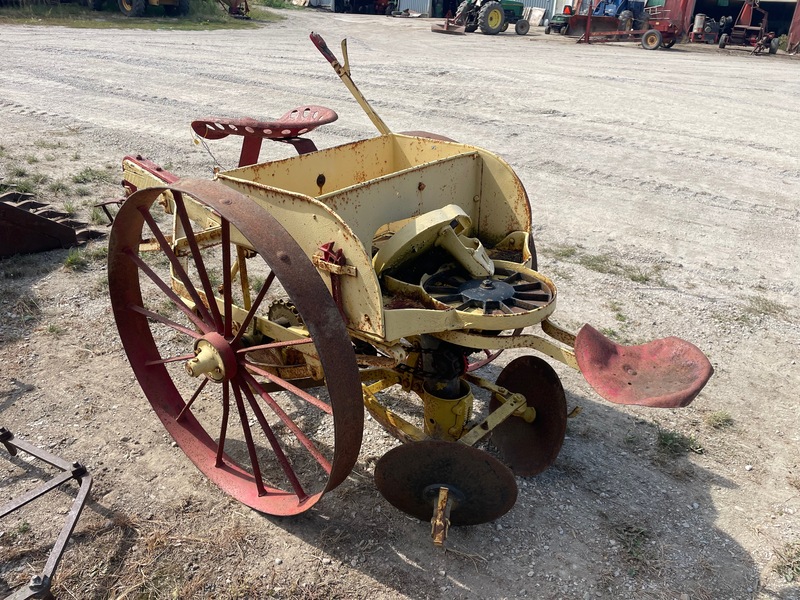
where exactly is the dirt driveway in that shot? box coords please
[1,10,799,599]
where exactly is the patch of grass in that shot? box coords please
[85,244,108,262]
[46,323,65,337]
[72,167,114,184]
[48,180,71,195]
[705,410,733,429]
[774,542,800,583]
[75,186,92,197]
[13,180,35,194]
[71,151,81,161]
[25,154,39,164]
[608,300,628,323]
[657,427,704,455]
[0,2,270,29]
[250,275,266,292]
[64,248,88,271]
[89,206,106,224]
[34,139,63,150]
[743,295,788,318]
[63,199,78,215]
[544,244,667,285]
[11,167,28,178]
[0,145,6,158]
[16,521,31,535]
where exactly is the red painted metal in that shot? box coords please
[789,3,800,52]
[108,180,363,516]
[191,106,338,166]
[574,324,713,409]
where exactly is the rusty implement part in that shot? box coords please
[431,19,467,34]
[108,180,363,516]
[574,324,713,408]
[374,440,517,530]
[0,428,92,600]
[310,33,392,136]
[191,106,338,166]
[431,487,453,547]
[0,192,104,258]
[489,356,567,476]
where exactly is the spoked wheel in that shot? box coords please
[374,440,517,525]
[108,180,363,515]
[489,356,567,476]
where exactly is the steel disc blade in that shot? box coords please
[490,355,567,476]
[374,440,517,526]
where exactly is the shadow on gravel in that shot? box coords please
[255,359,762,600]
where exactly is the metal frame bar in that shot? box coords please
[1,428,92,600]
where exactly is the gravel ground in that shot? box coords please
[1,10,799,600]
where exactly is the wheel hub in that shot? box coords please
[185,331,238,382]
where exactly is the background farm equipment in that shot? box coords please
[432,0,531,35]
[0,190,103,259]
[688,13,719,44]
[718,0,777,53]
[545,6,572,34]
[107,33,712,547]
[86,0,191,17]
[571,0,689,49]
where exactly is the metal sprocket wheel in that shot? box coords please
[374,440,518,525]
[108,180,363,516]
[490,355,567,476]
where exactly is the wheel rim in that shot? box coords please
[108,180,363,515]
[645,33,657,47]
[487,8,502,28]
[490,355,567,476]
[120,0,132,10]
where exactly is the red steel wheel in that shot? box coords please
[108,180,363,515]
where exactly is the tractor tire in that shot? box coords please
[641,29,662,50]
[515,18,530,35]
[662,38,676,49]
[87,0,104,10]
[718,33,728,48]
[769,37,779,54]
[457,0,478,32]
[501,21,509,32]
[478,1,505,35]
[544,25,551,34]
[118,0,145,16]
[164,3,178,14]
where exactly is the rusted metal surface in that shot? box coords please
[108,180,363,516]
[488,356,567,476]
[0,428,92,600]
[0,191,103,257]
[373,440,517,527]
[191,106,338,165]
[574,324,714,408]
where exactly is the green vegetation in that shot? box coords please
[64,248,89,271]
[46,323,65,336]
[542,244,667,285]
[48,180,71,195]
[0,0,278,28]
[705,410,734,430]
[657,427,703,455]
[774,542,800,583]
[72,167,114,184]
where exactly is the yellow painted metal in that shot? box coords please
[433,328,580,370]
[422,380,473,441]
[457,392,526,447]
[431,487,452,548]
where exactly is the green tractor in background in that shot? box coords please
[433,0,530,34]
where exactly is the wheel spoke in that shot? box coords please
[124,249,211,334]
[173,191,224,332]
[231,382,267,496]
[177,377,209,421]
[236,376,309,500]
[221,220,233,338]
[230,271,276,346]
[241,371,332,474]
[243,361,332,415]
[215,382,230,467]
[145,352,196,366]
[138,206,217,329]
[236,338,314,354]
